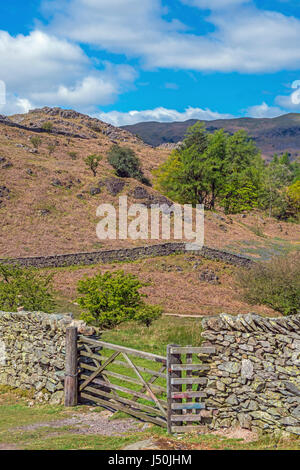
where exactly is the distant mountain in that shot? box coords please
[122,113,300,161]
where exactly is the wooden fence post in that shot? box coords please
[167,344,182,434]
[65,327,78,407]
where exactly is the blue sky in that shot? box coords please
[0,0,300,125]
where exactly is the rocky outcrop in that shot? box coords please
[103,177,126,196]
[1,107,141,143]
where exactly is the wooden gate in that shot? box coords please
[167,344,215,433]
[64,328,214,433]
[77,334,168,428]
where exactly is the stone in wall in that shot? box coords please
[201,313,300,436]
[0,243,255,269]
[0,311,96,404]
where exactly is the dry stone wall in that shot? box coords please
[0,311,95,404]
[0,243,254,269]
[201,313,300,436]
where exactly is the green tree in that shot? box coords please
[154,123,264,212]
[0,264,55,312]
[219,131,264,213]
[291,159,300,183]
[85,154,102,177]
[286,181,300,219]
[261,153,296,218]
[203,129,229,209]
[220,177,259,214]
[181,121,208,152]
[107,145,150,185]
[154,123,211,206]
[77,270,162,329]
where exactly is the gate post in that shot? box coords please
[167,344,182,434]
[65,327,78,407]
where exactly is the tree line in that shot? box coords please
[154,122,300,220]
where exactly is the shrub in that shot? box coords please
[107,145,150,185]
[0,264,55,312]
[30,136,42,149]
[47,144,56,156]
[85,154,102,177]
[68,151,78,160]
[42,121,53,132]
[237,253,300,315]
[134,304,163,327]
[77,270,162,329]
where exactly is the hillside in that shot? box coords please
[0,107,299,260]
[122,113,300,161]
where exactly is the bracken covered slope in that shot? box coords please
[0,107,299,259]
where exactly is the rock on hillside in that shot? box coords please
[3,106,143,144]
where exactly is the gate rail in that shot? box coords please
[64,327,215,433]
[167,345,215,433]
[77,332,168,428]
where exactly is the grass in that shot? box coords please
[80,316,205,410]
[101,316,204,355]
[225,238,300,261]
[0,390,299,450]
[23,433,139,451]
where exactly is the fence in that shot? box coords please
[64,327,215,433]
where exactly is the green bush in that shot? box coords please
[42,121,53,132]
[0,264,55,312]
[107,145,150,185]
[134,304,163,327]
[237,254,300,316]
[77,270,162,329]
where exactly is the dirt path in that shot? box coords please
[12,410,149,437]
[0,443,21,450]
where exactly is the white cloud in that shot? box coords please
[95,106,233,126]
[247,102,284,118]
[0,30,87,92]
[0,80,5,106]
[182,0,249,10]
[43,0,300,73]
[0,95,33,115]
[29,64,137,110]
[0,30,137,114]
[276,80,300,109]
